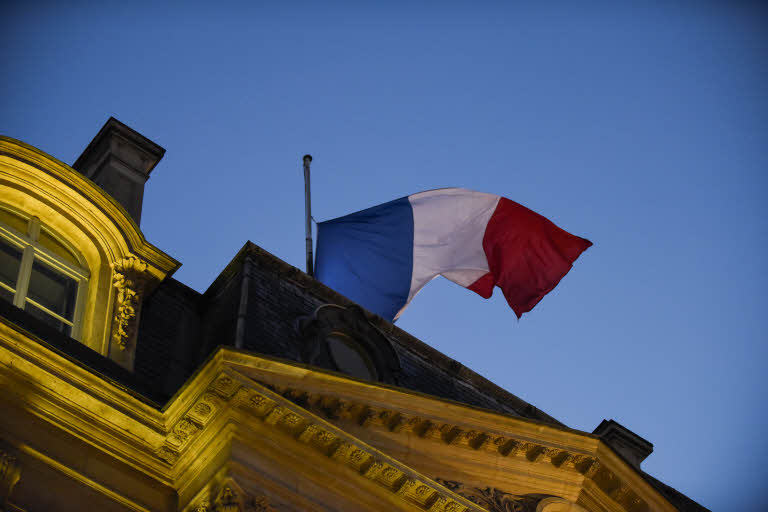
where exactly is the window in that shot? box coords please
[0,206,88,339]
[299,304,401,384]
[326,331,379,381]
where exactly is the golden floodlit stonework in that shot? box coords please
[111,255,152,350]
[0,303,686,511]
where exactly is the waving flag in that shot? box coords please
[315,188,591,321]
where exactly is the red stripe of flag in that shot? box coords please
[467,198,592,318]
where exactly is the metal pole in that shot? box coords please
[303,154,314,277]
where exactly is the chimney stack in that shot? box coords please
[73,117,165,225]
[593,419,653,469]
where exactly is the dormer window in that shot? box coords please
[299,305,401,384]
[0,206,88,339]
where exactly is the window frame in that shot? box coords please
[299,304,402,384]
[325,330,380,381]
[0,211,89,340]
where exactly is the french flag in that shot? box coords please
[315,188,591,321]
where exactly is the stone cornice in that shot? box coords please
[0,319,173,483]
[159,368,487,512]
[0,329,483,510]
[281,388,671,512]
[220,350,680,512]
[223,349,590,450]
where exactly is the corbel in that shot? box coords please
[110,254,153,350]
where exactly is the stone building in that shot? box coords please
[0,119,708,511]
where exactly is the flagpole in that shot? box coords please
[303,154,314,277]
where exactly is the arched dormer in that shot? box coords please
[298,304,401,384]
[0,136,179,370]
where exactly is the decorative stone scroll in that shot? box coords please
[110,255,151,350]
[436,479,546,512]
[189,478,277,512]
[215,482,276,512]
[0,449,21,507]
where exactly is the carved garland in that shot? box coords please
[111,255,151,350]
[268,384,651,512]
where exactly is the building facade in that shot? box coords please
[0,119,707,511]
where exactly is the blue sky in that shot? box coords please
[3,2,767,509]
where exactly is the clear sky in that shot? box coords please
[3,2,766,509]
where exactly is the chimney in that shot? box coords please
[593,419,653,470]
[73,117,165,225]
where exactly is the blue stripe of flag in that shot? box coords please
[315,196,414,320]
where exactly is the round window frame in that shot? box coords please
[325,330,380,381]
[298,304,401,384]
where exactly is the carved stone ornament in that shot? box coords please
[211,480,277,512]
[111,255,151,350]
[155,374,235,467]
[268,382,651,512]
[0,449,21,506]
[172,374,481,512]
[436,479,548,512]
[297,304,401,384]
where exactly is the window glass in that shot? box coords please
[327,332,378,380]
[0,238,22,293]
[26,259,77,321]
[0,287,13,304]
[24,302,72,337]
[0,205,86,340]
[38,229,80,267]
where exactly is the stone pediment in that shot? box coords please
[222,350,681,512]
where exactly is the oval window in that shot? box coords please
[326,332,378,381]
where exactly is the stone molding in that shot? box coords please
[0,137,178,365]
[0,326,682,512]
[269,384,653,512]
[0,137,178,280]
[156,371,485,512]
